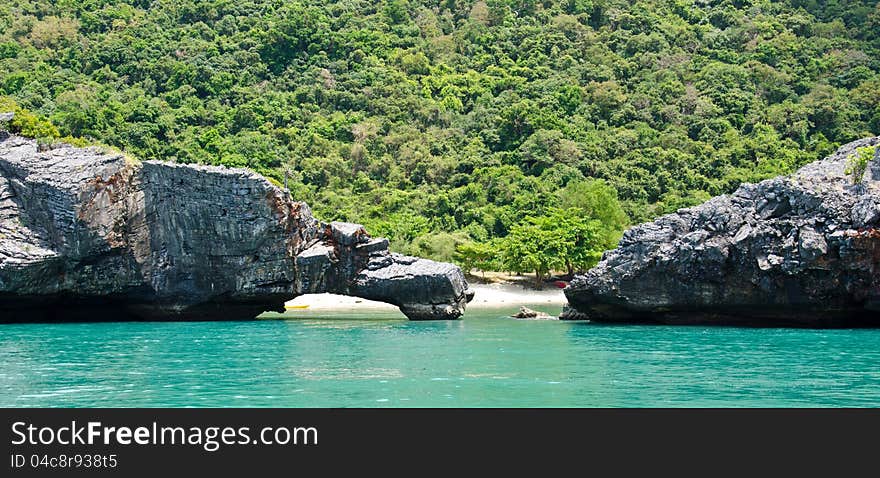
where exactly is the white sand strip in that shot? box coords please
[283,283,567,311]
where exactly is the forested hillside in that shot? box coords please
[1,0,878,274]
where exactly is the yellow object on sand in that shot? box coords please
[285,304,310,310]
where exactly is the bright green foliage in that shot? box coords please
[454,241,502,275]
[533,208,609,275]
[558,179,629,245]
[455,180,627,279]
[0,97,59,139]
[363,211,431,252]
[493,208,608,285]
[845,145,877,185]
[1,0,878,267]
[408,231,472,263]
[497,215,568,286]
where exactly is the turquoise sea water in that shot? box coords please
[2,305,880,407]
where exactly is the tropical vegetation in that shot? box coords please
[1,0,878,278]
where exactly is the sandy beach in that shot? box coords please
[283,282,566,312]
[464,282,567,307]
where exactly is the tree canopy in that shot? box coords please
[1,0,877,276]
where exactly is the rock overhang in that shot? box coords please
[0,134,473,321]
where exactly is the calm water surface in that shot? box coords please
[2,305,880,407]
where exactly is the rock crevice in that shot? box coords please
[0,134,472,321]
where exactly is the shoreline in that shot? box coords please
[283,283,566,312]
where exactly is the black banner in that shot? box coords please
[1,408,876,475]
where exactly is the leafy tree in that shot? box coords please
[0,0,876,266]
[558,179,629,233]
[495,208,610,286]
[455,241,501,277]
[497,216,565,287]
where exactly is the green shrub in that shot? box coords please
[0,97,60,139]
[845,146,877,186]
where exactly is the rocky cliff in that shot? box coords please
[0,133,473,321]
[562,137,880,326]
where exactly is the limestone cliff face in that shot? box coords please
[562,137,880,326]
[0,134,473,321]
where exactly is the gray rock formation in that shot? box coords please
[562,137,880,327]
[0,112,12,142]
[0,134,473,321]
[510,306,556,320]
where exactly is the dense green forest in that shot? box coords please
[1,0,878,277]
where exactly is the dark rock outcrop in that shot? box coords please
[511,306,556,320]
[0,134,473,321]
[562,137,880,327]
